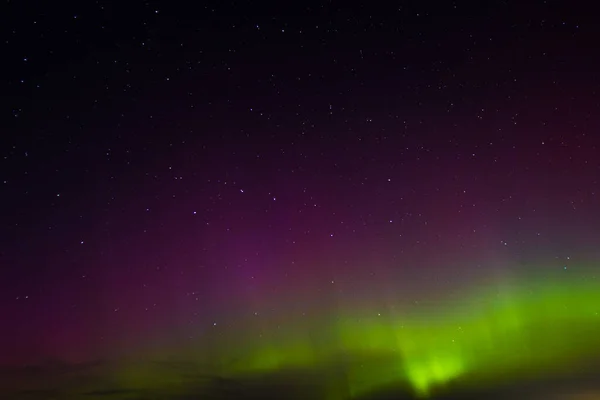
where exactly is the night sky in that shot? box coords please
[2,1,600,399]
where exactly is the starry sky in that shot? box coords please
[2,1,600,399]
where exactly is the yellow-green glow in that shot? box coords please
[405,354,465,397]
[108,269,600,399]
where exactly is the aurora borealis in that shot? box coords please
[4,269,600,399]
[3,1,600,399]
[165,267,600,398]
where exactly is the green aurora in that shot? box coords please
[105,266,600,399]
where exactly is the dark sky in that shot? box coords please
[2,1,600,399]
